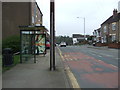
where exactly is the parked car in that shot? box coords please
[46,41,50,49]
[93,42,96,46]
[59,42,67,47]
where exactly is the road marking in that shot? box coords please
[115,58,120,60]
[98,55,102,57]
[65,66,80,88]
[57,47,80,89]
[74,59,78,61]
[110,64,118,68]
[57,47,65,61]
[90,50,114,58]
[98,60,104,62]
[104,54,113,57]
[64,55,70,57]
[98,60,118,68]
[98,60,102,61]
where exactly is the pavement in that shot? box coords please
[2,48,72,88]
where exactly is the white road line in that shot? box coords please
[90,50,115,58]
[98,60,118,68]
[98,60,104,62]
[110,64,118,68]
[103,54,113,57]
[98,55,102,57]
[74,59,78,61]
[115,58,120,60]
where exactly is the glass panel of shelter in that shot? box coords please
[20,30,46,63]
[20,30,36,63]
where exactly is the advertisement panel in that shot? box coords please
[35,34,46,54]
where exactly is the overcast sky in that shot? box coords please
[36,0,119,37]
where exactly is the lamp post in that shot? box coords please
[77,17,86,40]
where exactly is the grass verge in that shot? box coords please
[2,55,20,72]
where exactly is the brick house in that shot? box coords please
[101,9,120,48]
[31,1,43,26]
[2,1,44,39]
[101,9,120,43]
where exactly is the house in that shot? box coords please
[72,34,85,44]
[93,28,101,43]
[101,9,120,43]
[2,1,44,39]
[100,9,120,48]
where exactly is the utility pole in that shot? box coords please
[50,0,55,71]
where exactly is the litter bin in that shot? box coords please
[3,48,14,66]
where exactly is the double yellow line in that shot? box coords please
[57,47,80,89]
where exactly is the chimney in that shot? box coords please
[113,9,118,18]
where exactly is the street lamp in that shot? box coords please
[77,17,86,40]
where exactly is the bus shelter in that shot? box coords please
[19,26,47,63]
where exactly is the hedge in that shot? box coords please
[2,35,20,53]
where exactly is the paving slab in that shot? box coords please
[2,48,71,88]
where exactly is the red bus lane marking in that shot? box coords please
[62,52,118,88]
[82,72,118,88]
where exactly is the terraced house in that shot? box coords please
[2,1,44,39]
[101,9,120,48]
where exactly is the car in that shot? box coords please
[93,42,96,46]
[59,42,67,47]
[46,41,50,49]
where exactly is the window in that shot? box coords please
[32,16,35,24]
[111,35,116,42]
[104,36,107,43]
[103,26,107,33]
[112,22,116,30]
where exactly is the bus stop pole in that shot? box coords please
[50,0,55,70]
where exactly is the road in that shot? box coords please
[58,45,119,88]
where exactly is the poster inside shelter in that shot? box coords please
[35,35,46,54]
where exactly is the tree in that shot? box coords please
[55,36,73,45]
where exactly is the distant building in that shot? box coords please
[72,34,84,44]
[93,28,101,43]
[2,1,43,39]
